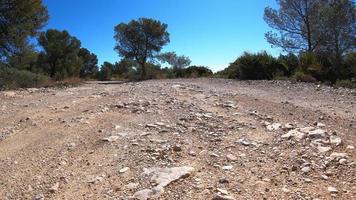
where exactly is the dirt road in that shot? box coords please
[0,79,355,200]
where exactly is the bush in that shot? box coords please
[278,53,299,76]
[183,66,213,78]
[334,79,356,89]
[0,67,50,89]
[228,51,287,80]
[293,71,317,83]
[342,52,356,79]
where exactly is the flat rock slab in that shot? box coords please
[133,166,194,200]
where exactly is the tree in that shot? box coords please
[264,0,322,53]
[157,52,191,78]
[78,48,98,78]
[97,61,114,81]
[114,18,170,79]
[0,0,48,61]
[114,58,137,77]
[8,44,39,72]
[318,0,356,69]
[157,52,191,70]
[38,29,83,79]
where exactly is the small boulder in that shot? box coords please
[212,194,236,200]
[308,129,327,139]
[281,129,305,141]
[317,146,332,153]
[266,123,282,131]
[329,135,342,146]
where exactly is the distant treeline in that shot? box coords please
[0,0,355,89]
[215,51,355,88]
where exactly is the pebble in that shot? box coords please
[119,167,130,173]
[34,194,45,200]
[226,154,237,161]
[222,166,233,171]
[339,158,347,164]
[329,135,342,146]
[102,136,120,142]
[327,186,338,193]
[301,166,311,173]
[173,145,182,152]
[49,182,59,193]
[238,138,250,146]
[317,146,332,153]
[216,188,229,195]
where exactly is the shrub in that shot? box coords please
[145,63,166,79]
[229,51,287,80]
[334,79,356,89]
[342,52,356,79]
[293,71,317,83]
[0,67,50,89]
[278,53,299,76]
[214,65,239,79]
[183,66,213,78]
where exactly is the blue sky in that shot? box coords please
[43,0,279,71]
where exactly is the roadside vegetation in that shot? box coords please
[0,0,355,90]
[217,0,355,88]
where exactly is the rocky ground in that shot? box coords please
[0,78,355,200]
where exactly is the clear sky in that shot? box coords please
[42,0,279,71]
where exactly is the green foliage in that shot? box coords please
[214,65,240,79]
[114,18,170,79]
[113,58,139,80]
[334,79,356,89]
[264,0,321,52]
[342,52,356,79]
[157,52,191,69]
[298,52,321,73]
[0,0,49,60]
[0,66,49,89]
[78,48,98,79]
[8,45,39,72]
[226,52,287,80]
[157,52,191,78]
[38,29,83,79]
[298,52,337,81]
[293,71,317,82]
[318,0,356,67]
[183,66,213,78]
[145,63,166,79]
[218,49,355,86]
[278,53,299,76]
[97,61,115,81]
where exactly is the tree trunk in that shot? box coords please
[50,62,56,77]
[140,62,146,80]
